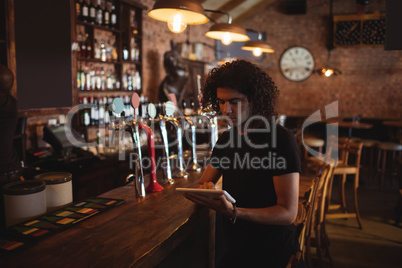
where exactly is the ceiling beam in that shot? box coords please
[210,0,246,22]
[233,0,277,24]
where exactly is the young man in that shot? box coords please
[0,64,21,230]
[184,60,302,267]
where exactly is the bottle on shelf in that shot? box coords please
[103,1,110,27]
[91,97,99,125]
[81,0,89,22]
[85,64,92,90]
[90,64,96,90]
[85,33,92,59]
[82,97,91,126]
[78,63,86,90]
[76,0,82,20]
[106,39,112,61]
[94,39,101,59]
[79,31,87,58]
[99,97,105,125]
[127,67,133,91]
[115,69,121,90]
[100,67,107,90]
[134,71,141,91]
[130,37,136,61]
[123,45,129,61]
[110,2,117,28]
[96,0,103,25]
[95,67,102,90]
[89,0,96,24]
[100,39,107,62]
[104,97,110,124]
[106,68,113,90]
[111,40,118,60]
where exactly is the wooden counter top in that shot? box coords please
[1,171,211,268]
[1,169,314,268]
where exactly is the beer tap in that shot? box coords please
[195,74,219,151]
[163,101,189,178]
[156,107,175,184]
[129,93,164,194]
[180,99,201,172]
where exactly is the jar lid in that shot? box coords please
[34,172,72,185]
[3,179,46,195]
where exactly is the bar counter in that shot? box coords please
[1,171,214,268]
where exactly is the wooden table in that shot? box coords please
[337,121,373,139]
[383,120,402,143]
[0,171,315,267]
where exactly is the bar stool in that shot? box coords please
[303,137,325,159]
[326,139,364,229]
[376,142,402,185]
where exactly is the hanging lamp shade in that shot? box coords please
[205,23,250,42]
[148,0,209,25]
[242,40,274,53]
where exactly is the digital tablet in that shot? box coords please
[176,188,236,203]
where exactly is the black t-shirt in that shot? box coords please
[210,124,302,267]
[0,94,20,172]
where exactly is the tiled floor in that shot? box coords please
[320,168,402,268]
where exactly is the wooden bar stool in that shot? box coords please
[326,139,364,229]
[303,137,325,159]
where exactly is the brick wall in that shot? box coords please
[141,0,401,119]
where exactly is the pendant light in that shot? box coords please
[241,32,274,56]
[314,0,341,77]
[204,10,249,45]
[148,0,209,34]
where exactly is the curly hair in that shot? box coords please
[201,60,279,126]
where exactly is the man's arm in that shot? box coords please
[196,164,222,189]
[236,172,299,225]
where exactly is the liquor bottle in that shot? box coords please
[130,38,136,61]
[127,68,133,91]
[100,40,107,62]
[79,32,87,58]
[90,64,96,90]
[104,97,110,124]
[85,64,92,90]
[78,63,86,90]
[100,67,106,90]
[83,97,91,126]
[76,0,82,20]
[94,39,101,59]
[81,0,89,22]
[103,1,110,27]
[95,0,103,25]
[110,2,117,28]
[123,45,129,60]
[99,97,105,125]
[134,71,141,91]
[95,67,102,90]
[89,0,96,24]
[111,40,118,60]
[122,67,128,90]
[106,68,113,90]
[85,33,92,59]
[106,39,112,61]
[115,69,120,89]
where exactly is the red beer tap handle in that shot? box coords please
[138,123,164,192]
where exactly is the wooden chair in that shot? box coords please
[298,162,335,268]
[286,251,302,268]
[326,139,364,229]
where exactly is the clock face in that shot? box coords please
[279,46,315,82]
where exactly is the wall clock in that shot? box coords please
[279,46,315,82]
